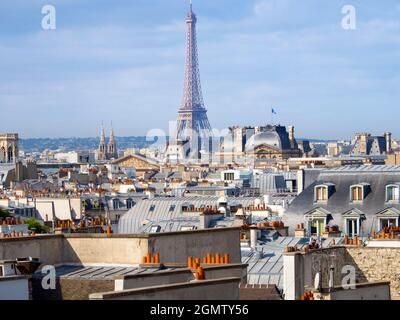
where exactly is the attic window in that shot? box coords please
[224,172,235,181]
[180,226,196,231]
[112,199,119,210]
[126,199,134,209]
[315,186,328,202]
[386,185,400,202]
[149,225,161,233]
[350,184,369,202]
[314,183,335,202]
[351,186,363,202]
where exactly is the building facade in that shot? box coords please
[350,132,392,156]
[220,125,302,161]
[0,134,18,163]
[98,126,118,161]
[284,165,400,237]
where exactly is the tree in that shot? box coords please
[0,208,10,219]
[24,218,49,234]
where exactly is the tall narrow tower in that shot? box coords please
[176,1,212,144]
[107,125,118,159]
[98,124,107,161]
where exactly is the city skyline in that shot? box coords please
[0,0,399,139]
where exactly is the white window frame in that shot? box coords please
[386,185,400,202]
[344,217,360,237]
[180,225,196,231]
[379,217,398,230]
[113,199,120,210]
[126,199,133,209]
[350,185,365,203]
[149,225,161,233]
[315,185,328,202]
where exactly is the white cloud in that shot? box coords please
[253,0,289,17]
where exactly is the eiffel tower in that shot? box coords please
[176,1,212,146]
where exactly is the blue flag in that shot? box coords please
[272,108,277,115]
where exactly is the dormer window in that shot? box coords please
[350,183,370,203]
[314,183,335,202]
[351,186,362,202]
[149,225,161,233]
[126,198,134,209]
[224,172,235,181]
[316,186,327,201]
[386,184,400,202]
[180,225,196,231]
[112,199,120,210]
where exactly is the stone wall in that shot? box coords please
[286,246,400,299]
[202,264,247,283]
[90,277,241,300]
[0,228,241,267]
[0,235,64,266]
[306,247,348,290]
[324,282,391,300]
[32,278,114,300]
[116,264,247,291]
[239,284,282,300]
[346,247,400,298]
[63,235,149,265]
[115,270,193,291]
[309,247,400,298]
[148,228,241,264]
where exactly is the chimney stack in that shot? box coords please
[359,133,369,154]
[250,227,258,250]
[384,132,392,154]
[288,126,295,142]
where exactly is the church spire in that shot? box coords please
[100,123,106,143]
[109,123,115,142]
[107,122,118,159]
[98,122,107,161]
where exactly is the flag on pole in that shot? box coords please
[272,108,277,115]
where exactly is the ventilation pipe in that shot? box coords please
[264,194,271,205]
[250,227,258,250]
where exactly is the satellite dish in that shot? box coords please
[314,272,321,291]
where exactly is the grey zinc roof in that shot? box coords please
[288,174,400,215]
[350,136,387,155]
[245,126,295,152]
[252,173,289,193]
[242,236,345,290]
[242,237,308,289]
[118,196,261,234]
[136,216,237,233]
[323,165,400,173]
[284,165,400,233]
[0,164,14,184]
[32,264,182,280]
[282,171,297,180]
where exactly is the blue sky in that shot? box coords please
[0,0,399,139]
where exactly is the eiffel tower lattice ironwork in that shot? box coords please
[176,2,212,143]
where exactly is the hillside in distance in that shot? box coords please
[20,136,158,152]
